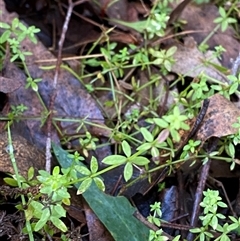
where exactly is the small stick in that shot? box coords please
[231,52,240,77]
[45,0,74,172]
[187,138,218,241]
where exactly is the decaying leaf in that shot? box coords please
[0,76,22,93]
[0,131,45,177]
[196,94,240,142]
[179,3,239,68]
[172,36,228,83]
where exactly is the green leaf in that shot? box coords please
[109,18,148,33]
[122,140,131,157]
[102,155,127,165]
[166,46,177,56]
[219,7,226,18]
[77,178,92,194]
[0,30,11,43]
[40,186,52,195]
[75,165,91,176]
[172,235,181,241]
[131,156,150,166]
[90,156,98,173]
[0,22,10,29]
[53,144,149,241]
[50,216,68,232]
[12,18,19,29]
[52,166,60,176]
[27,167,34,180]
[53,204,66,218]
[34,208,50,231]
[3,177,18,186]
[124,162,133,182]
[140,127,153,142]
[229,82,238,94]
[94,177,105,191]
[164,60,172,72]
[153,58,163,65]
[153,118,168,128]
[136,142,152,151]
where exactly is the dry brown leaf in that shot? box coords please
[0,132,45,177]
[179,3,239,68]
[196,94,240,142]
[172,36,228,83]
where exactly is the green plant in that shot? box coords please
[190,189,240,241]
[5,104,28,125]
[152,106,190,142]
[200,1,238,50]
[74,156,105,194]
[214,6,237,32]
[1,0,239,240]
[148,202,182,241]
[0,18,39,61]
[79,131,99,157]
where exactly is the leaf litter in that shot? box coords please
[0,0,240,240]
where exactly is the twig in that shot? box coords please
[231,52,240,77]
[133,211,173,240]
[187,138,218,241]
[187,159,211,241]
[45,0,75,172]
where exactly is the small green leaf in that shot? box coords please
[140,127,153,142]
[90,156,98,174]
[40,186,52,195]
[3,177,18,186]
[31,82,38,92]
[50,216,68,232]
[219,7,226,18]
[77,178,92,194]
[131,156,150,166]
[94,177,105,191]
[0,30,11,43]
[153,58,163,65]
[102,155,127,165]
[53,204,66,217]
[52,166,60,176]
[151,147,159,158]
[166,46,177,56]
[136,143,152,151]
[229,82,238,94]
[27,167,34,180]
[172,235,181,241]
[122,140,131,157]
[75,165,91,176]
[12,18,19,29]
[153,118,169,128]
[57,189,71,199]
[170,129,180,142]
[34,209,50,231]
[0,22,10,29]
[124,162,133,182]
[164,60,172,72]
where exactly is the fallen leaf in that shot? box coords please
[0,131,45,177]
[0,76,22,93]
[196,93,240,142]
[172,36,228,83]
[179,3,239,68]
